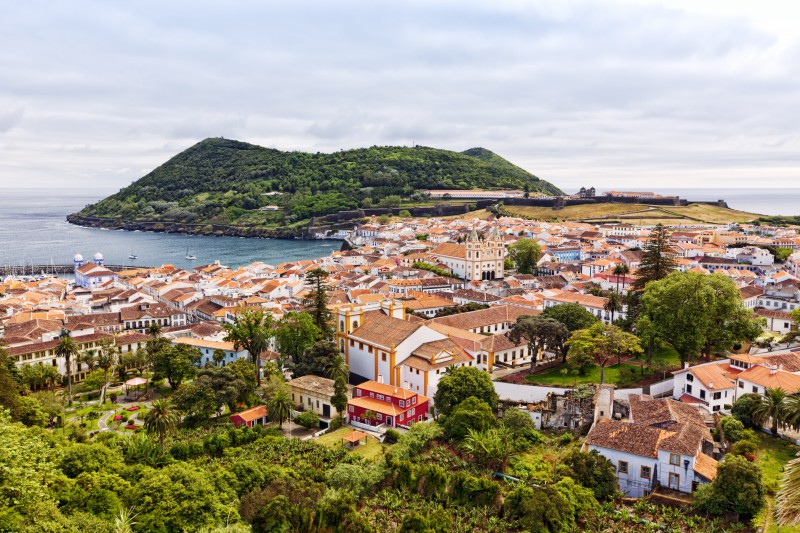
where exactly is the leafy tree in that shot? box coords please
[151,343,200,390]
[268,388,293,428]
[120,348,151,376]
[275,311,321,368]
[540,303,599,333]
[753,387,788,435]
[640,271,762,364]
[566,323,642,384]
[508,315,570,367]
[503,483,572,533]
[59,443,124,478]
[694,454,764,519]
[129,461,229,532]
[732,393,764,428]
[433,366,498,417]
[331,375,349,414]
[508,238,541,274]
[632,224,677,291]
[17,396,50,427]
[223,307,276,385]
[443,396,496,440]
[559,449,617,500]
[143,400,179,452]
[303,268,333,337]
[293,339,339,379]
[55,329,79,406]
[502,407,542,444]
[720,416,747,443]
[295,411,320,429]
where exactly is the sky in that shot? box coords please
[1,0,799,192]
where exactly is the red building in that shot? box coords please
[347,380,429,428]
[231,405,268,428]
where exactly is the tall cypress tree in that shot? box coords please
[632,224,676,292]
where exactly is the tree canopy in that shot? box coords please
[508,238,541,275]
[433,366,498,417]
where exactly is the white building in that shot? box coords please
[584,395,717,498]
[671,360,736,413]
[429,226,505,282]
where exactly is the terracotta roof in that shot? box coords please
[687,363,736,390]
[349,312,421,348]
[737,365,800,393]
[428,305,535,331]
[693,452,719,481]
[429,243,467,259]
[342,430,368,443]
[403,339,473,371]
[356,380,423,401]
[585,419,665,458]
[348,396,404,416]
[233,405,267,422]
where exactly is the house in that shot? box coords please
[288,374,351,421]
[120,302,188,331]
[584,394,717,498]
[73,255,119,289]
[347,379,429,428]
[542,290,625,323]
[231,405,268,428]
[671,361,738,413]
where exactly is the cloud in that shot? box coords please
[0,0,798,189]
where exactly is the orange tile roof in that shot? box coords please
[356,380,424,401]
[737,365,800,392]
[693,452,719,481]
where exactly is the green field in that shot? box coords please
[315,427,389,461]
[504,202,761,225]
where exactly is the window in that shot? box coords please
[686,374,694,382]
[669,453,680,466]
[640,466,651,479]
[399,400,405,408]
[377,413,382,420]
[368,346,373,353]
[699,390,706,400]
[686,384,692,394]
[377,394,384,401]
[739,381,744,389]
[370,392,374,398]
[381,353,387,362]
[412,397,417,405]
[712,392,721,400]
[356,389,362,397]
[753,386,758,393]
[618,461,629,474]
[668,472,680,489]
[348,405,354,412]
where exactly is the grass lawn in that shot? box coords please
[632,346,682,368]
[754,433,800,532]
[315,427,389,461]
[525,362,650,387]
[503,202,759,225]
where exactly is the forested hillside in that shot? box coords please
[75,138,561,227]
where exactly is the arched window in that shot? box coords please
[340,320,345,332]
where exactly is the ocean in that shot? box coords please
[1,187,798,269]
[0,188,342,268]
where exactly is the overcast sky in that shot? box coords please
[1,0,799,192]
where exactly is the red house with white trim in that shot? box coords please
[347,380,429,428]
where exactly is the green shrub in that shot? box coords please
[384,428,400,444]
[295,411,320,429]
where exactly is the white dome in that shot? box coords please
[73,253,84,262]
[93,252,104,261]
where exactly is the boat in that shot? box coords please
[129,252,138,260]
[185,248,196,260]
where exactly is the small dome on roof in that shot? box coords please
[73,253,84,262]
[94,252,104,261]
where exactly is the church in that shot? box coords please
[429,225,505,281]
[73,252,118,289]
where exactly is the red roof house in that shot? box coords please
[231,405,268,428]
[347,380,428,428]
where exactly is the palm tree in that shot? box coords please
[146,322,162,339]
[96,338,119,405]
[613,263,630,294]
[143,400,179,452]
[81,349,97,373]
[114,507,139,533]
[325,354,349,384]
[267,388,293,428]
[784,393,800,431]
[212,349,227,367]
[754,387,788,436]
[604,292,623,324]
[777,455,800,526]
[54,330,79,406]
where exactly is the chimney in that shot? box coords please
[403,380,410,390]
[770,365,778,375]
[377,374,384,384]
[780,364,784,371]
[708,382,713,389]
[683,362,690,369]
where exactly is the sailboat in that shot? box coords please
[129,248,138,260]
[185,248,196,260]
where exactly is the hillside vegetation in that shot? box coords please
[76,138,561,227]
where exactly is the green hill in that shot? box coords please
[74,138,562,227]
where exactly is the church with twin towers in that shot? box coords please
[429,224,506,282]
